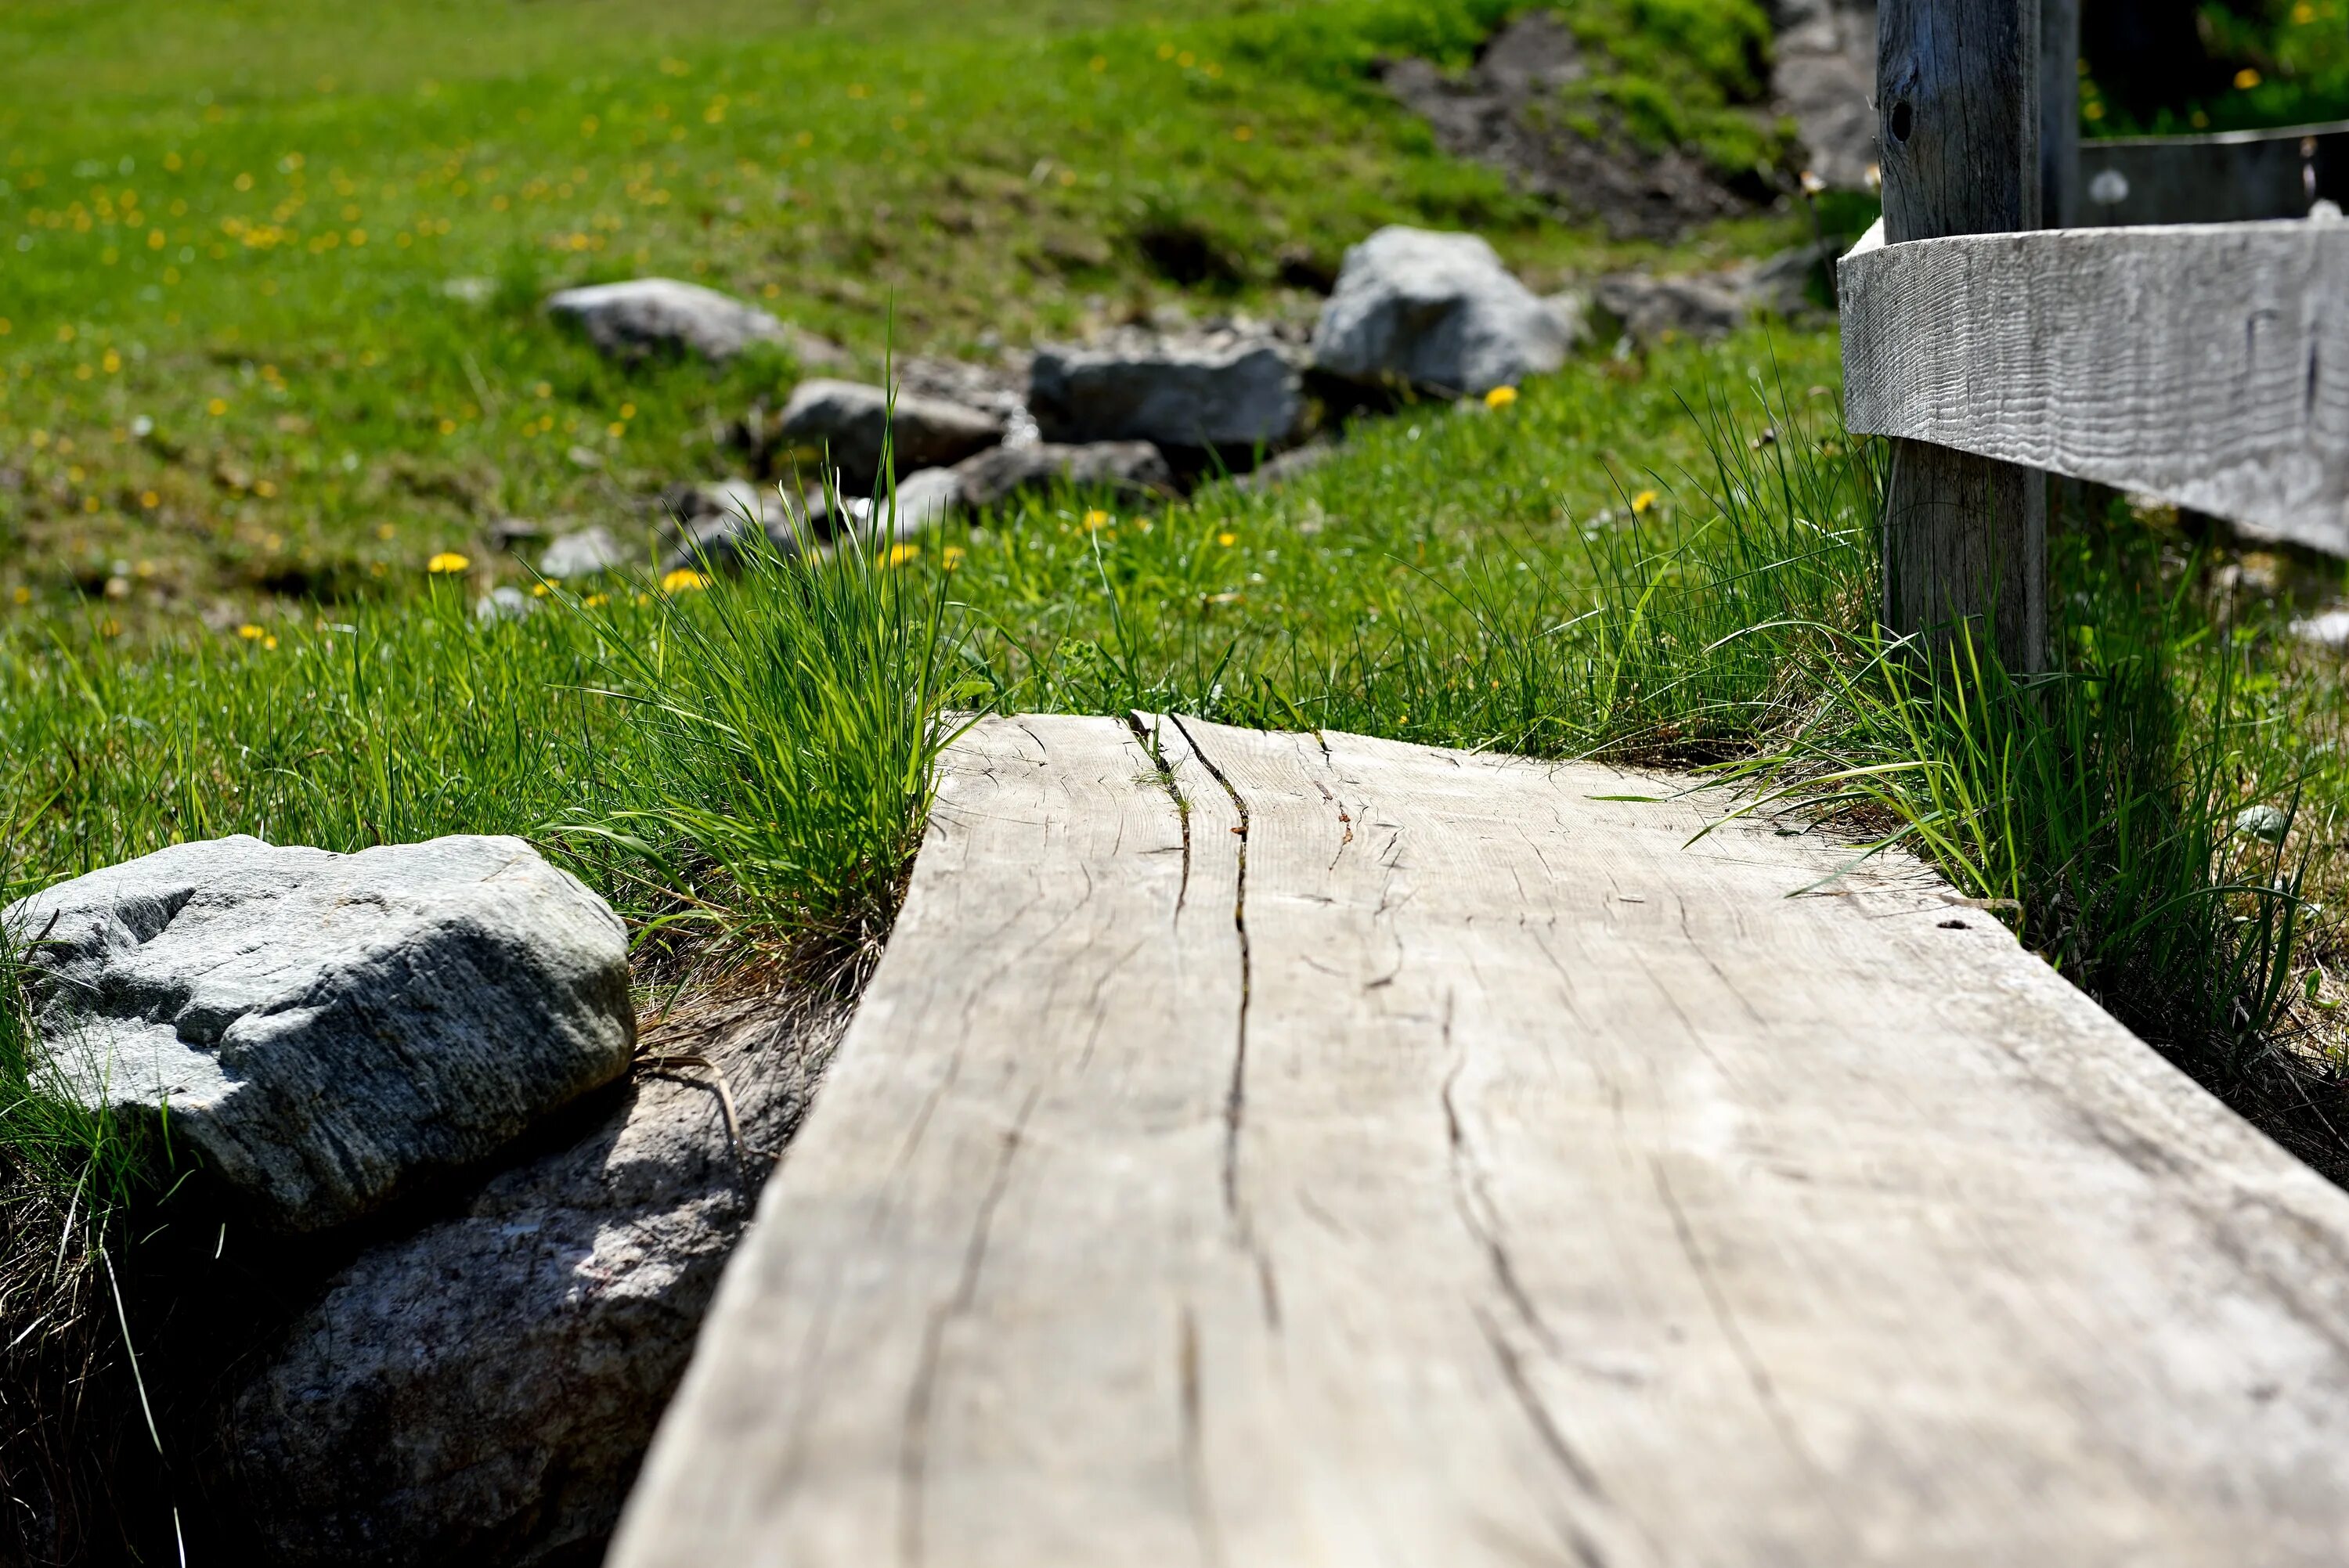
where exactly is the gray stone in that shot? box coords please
[871,467,965,540]
[1772,0,1879,193]
[2235,805,2293,845]
[897,354,1039,445]
[951,442,1174,512]
[1592,272,1753,344]
[546,279,848,367]
[1029,328,1304,449]
[2293,607,2349,650]
[474,586,538,625]
[1592,242,1837,345]
[659,480,822,571]
[539,526,628,581]
[217,995,843,1568]
[3,837,634,1234]
[1230,439,1339,496]
[777,380,1005,491]
[1311,226,1571,398]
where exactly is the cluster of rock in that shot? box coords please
[539,225,1711,579]
[4,836,834,1564]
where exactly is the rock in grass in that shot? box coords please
[1028,327,1304,450]
[1311,226,1572,398]
[2236,804,2293,844]
[217,997,841,1568]
[474,586,538,625]
[778,379,1005,492]
[871,466,967,540]
[539,524,629,581]
[951,440,1173,511]
[546,278,848,366]
[2,836,635,1234]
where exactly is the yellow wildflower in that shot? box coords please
[427,552,471,574]
[264,635,280,650]
[583,593,610,608]
[1083,509,1113,531]
[531,582,551,597]
[238,623,265,640]
[1631,490,1659,516]
[1216,531,1238,547]
[942,546,966,571]
[660,568,709,593]
[1484,384,1519,409]
[9,587,30,606]
[207,398,228,416]
[885,542,921,568]
[2235,67,2263,91]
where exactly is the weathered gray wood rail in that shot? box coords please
[1842,219,2349,556]
[2082,117,2349,229]
[611,714,2349,1566]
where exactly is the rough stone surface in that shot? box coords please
[2293,607,2349,650]
[777,380,1005,490]
[951,441,1174,512]
[1772,0,1879,191]
[1029,328,1304,450]
[3,837,635,1234]
[546,279,847,366]
[538,526,629,581]
[217,994,846,1568]
[658,480,830,570]
[1593,243,1835,344]
[1380,13,1755,240]
[1312,226,1571,397]
[873,467,965,539]
[2236,804,2293,844]
[897,354,1041,447]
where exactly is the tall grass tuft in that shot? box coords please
[569,483,975,973]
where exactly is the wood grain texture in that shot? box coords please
[612,714,2349,1566]
[2081,119,2349,228]
[1842,221,2349,556]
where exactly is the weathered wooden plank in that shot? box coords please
[2080,119,2349,227]
[613,715,2349,1566]
[1842,221,2349,555]
[1876,0,2048,669]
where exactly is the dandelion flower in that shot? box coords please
[1631,490,1659,516]
[9,587,29,606]
[427,552,471,574]
[530,582,551,597]
[207,398,229,416]
[1083,509,1113,531]
[238,624,266,640]
[583,593,610,608]
[660,568,709,593]
[2235,67,2263,91]
[942,545,966,571]
[264,635,279,650]
[1217,531,1238,547]
[1484,384,1519,409]
[885,542,920,568]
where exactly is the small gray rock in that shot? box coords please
[217,996,843,1568]
[539,525,628,581]
[546,278,848,366]
[1592,272,1753,344]
[778,380,1005,490]
[952,441,1174,511]
[473,586,538,625]
[2235,804,2293,845]
[1311,226,1571,398]
[3,837,635,1233]
[1773,0,1880,193]
[871,467,965,541]
[2292,608,2349,650]
[1029,329,1304,449]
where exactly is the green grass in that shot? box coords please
[0,0,1803,633]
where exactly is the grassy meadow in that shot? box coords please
[7,0,2349,1558]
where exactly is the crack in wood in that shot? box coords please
[899,1085,1041,1568]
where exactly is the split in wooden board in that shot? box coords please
[611,714,2349,1567]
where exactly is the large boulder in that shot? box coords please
[952,441,1174,511]
[1312,226,1573,398]
[1028,328,1304,451]
[215,995,845,1568]
[777,380,1005,492]
[3,837,635,1234]
[546,279,847,366]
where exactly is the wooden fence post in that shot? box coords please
[1876,0,2048,672]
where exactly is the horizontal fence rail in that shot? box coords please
[1842,218,2349,555]
[2081,119,2349,227]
